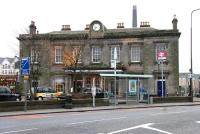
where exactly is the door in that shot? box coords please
[157,80,166,96]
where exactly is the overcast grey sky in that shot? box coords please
[0,0,200,73]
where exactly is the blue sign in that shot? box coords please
[21,57,30,76]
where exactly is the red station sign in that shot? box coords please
[157,51,167,60]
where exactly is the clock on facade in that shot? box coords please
[92,23,101,31]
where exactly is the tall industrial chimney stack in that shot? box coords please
[132,5,137,27]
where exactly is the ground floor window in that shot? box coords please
[95,77,100,88]
[85,76,101,88]
[55,83,64,92]
[85,77,91,88]
[32,80,38,88]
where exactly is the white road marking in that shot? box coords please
[143,123,173,134]
[151,109,198,116]
[153,107,200,116]
[107,123,173,134]
[107,123,150,134]
[0,128,38,134]
[196,121,200,123]
[68,117,127,125]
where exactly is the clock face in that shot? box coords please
[92,23,101,31]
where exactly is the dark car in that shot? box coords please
[82,87,107,98]
[0,86,21,101]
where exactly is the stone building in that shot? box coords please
[18,17,180,97]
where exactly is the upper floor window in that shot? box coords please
[155,43,168,60]
[9,70,12,74]
[55,46,63,64]
[4,64,7,69]
[92,47,101,63]
[31,47,39,63]
[111,47,120,63]
[131,46,141,62]
[72,46,82,63]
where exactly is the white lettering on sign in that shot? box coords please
[158,51,167,60]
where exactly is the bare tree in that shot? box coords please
[63,45,83,93]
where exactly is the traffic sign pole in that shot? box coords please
[21,57,30,111]
[24,78,28,111]
[157,51,167,97]
[161,60,164,97]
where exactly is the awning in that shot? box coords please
[65,69,123,73]
[100,73,153,78]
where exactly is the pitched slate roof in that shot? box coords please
[18,26,180,40]
[0,57,17,64]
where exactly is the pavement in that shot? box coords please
[1,97,200,117]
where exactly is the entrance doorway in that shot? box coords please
[157,80,166,96]
[76,80,82,92]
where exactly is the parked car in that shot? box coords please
[82,87,107,98]
[0,86,21,101]
[28,86,56,100]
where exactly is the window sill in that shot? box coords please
[54,63,63,65]
[91,62,101,64]
[128,62,143,65]
[154,60,169,65]
[31,62,39,64]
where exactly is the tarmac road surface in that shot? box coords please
[0,105,200,134]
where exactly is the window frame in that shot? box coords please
[111,46,120,63]
[91,46,102,63]
[31,47,39,64]
[55,46,63,64]
[131,46,141,63]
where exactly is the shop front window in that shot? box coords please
[95,77,100,88]
[85,77,91,88]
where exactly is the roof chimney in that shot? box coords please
[132,5,137,27]
[140,21,150,27]
[172,15,178,31]
[85,24,90,30]
[117,23,124,28]
[29,21,37,34]
[61,25,71,31]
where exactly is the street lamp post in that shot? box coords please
[190,8,200,97]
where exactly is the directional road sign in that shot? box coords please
[21,57,30,76]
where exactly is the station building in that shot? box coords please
[18,17,180,97]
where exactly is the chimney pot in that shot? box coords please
[140,21,150,27]
[85,24,90,30]
[61,25,71,31]
[117,23,124,28]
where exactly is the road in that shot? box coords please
[0,105,200,134]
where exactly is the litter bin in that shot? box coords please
[63,95,72,109]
